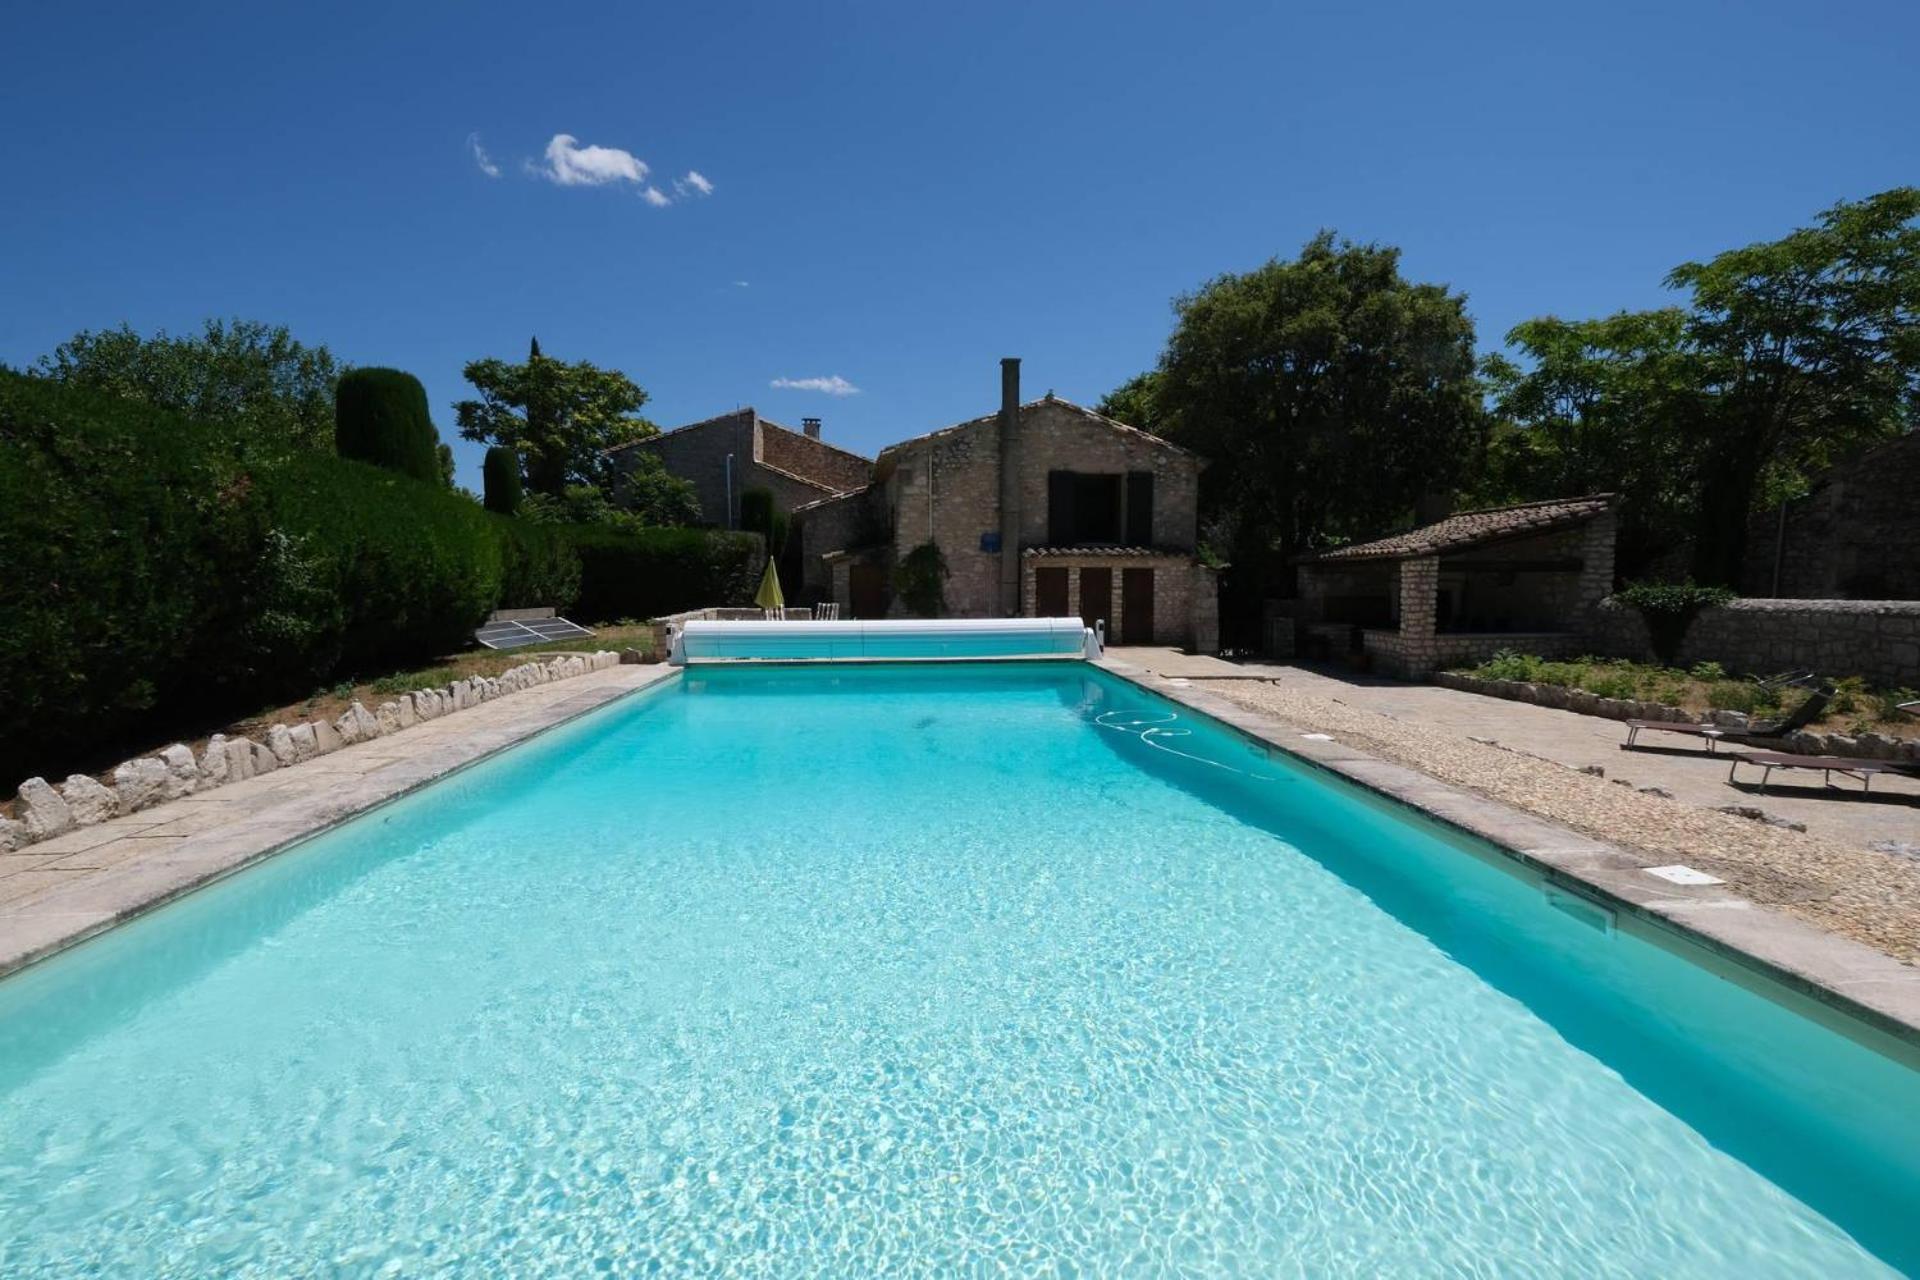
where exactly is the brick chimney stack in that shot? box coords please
[997,357,1022,615]
[802,417,821,440]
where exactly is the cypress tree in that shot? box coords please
[335,368,440,483]
[483,445,523,514]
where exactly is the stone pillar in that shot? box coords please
[1397,556,1439,676]
[1576,503,1619,648]
[1190,565,1220,653]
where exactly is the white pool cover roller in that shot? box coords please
[670,616,1100,664]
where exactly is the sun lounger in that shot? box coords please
[1623,678,1833,754]
[1727,751,1916,795]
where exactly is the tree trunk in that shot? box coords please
[1688,428,1765,587]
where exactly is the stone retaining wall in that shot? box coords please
[1588,598,1920,688]
[0,651,625,853]
[1434,670,1920,763]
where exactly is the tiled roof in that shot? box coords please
[1304,495,1615,563]
[1022,545,1191,559]
[875,397,1197,464]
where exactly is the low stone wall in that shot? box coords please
[0,651,625,853]
[1588,598,1920,688]
[1434,671,1920,763]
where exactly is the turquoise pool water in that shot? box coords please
[1,663,1915,1276]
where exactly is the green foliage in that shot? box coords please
[1617,580,1735,663]
[32,318,343,455]
[738,486,789,557]
[892,542,949,618]
[1484,189,1920,586]
[1480,648,1542,682]
[1876,688,1918,722]
[369,667,459,695]
[563,527,761,623]
[1707,681,1762,713]
[1688,660,1727,682]
[1580,670,1639,700]
[1478,309,1703,578]
[1124,230,1486,633]
[613,451,702,526]
[0,372,317,781]
[334,368,442,483]
[491,515,581,611]
[455,337,657,496]
[262,453,504,674]
[1095,371,1165,433]
[483,445,523,515]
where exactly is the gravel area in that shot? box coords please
[1207,678,1920,966]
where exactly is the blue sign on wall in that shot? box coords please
[979,531,1001,553]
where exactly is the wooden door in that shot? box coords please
[1079,567,1112,634]
[1122,567,1155,644]
[1034,566,1069,617]
[849,564,887,618]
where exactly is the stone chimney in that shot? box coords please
[802,417,821,440]
[997,358,1022,615]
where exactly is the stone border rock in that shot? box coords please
[0,651,624,854]
[1432,670,1920,763]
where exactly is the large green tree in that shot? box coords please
[1127,232,1485,623]
[1486,189,1920,585]
[1478,308,1709,578]
[455,337,658,497]
[33,318,343,453]
[1666,188,1920,583]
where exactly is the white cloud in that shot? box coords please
[733,280,750,288]
[467,132,501,178]
[771,375,860,397]
[535,133,649,187]
[641,185,671,207]
[675,170,714,197]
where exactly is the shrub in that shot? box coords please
[1480,649,1540,682]
[334,368,441,483]
[1877,687,1918,722]
[483,445,522,515]
[262,453,504,674]
[564,526,761,622]
[1616,581,1735,664]
[893,542,949,618]
[0,373,298,780]
[492,515,579,611]
[1688,660,1727,682]
[1707,681,1761,713]
[1581,671,1637,700]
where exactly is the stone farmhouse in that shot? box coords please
[794,359,1219,650]
[606,408,872,527]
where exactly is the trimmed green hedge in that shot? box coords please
[334,367,441,483]
[565,526,762,622]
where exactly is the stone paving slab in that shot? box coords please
[0,665,676,979]
[1096,654,1920,1051]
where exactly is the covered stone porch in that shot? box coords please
[1021,548,1218,651]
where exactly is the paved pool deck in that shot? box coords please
[1111,648,1920,853]
[0,665,674,980]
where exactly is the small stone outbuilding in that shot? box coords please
[795,359,1219,650]
[1294,495,1618,677]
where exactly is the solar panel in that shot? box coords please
[474,616,596,650]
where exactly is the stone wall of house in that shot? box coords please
[795,488,882,598]
[888,420,1003,618]
[614,411,866,526]
[1010,401,1200,551]
[615,411,754,526]
[1587,598,1920,687]
[758,424,872,495]
[1019,554,1213,648]
[1739,431,1920,599]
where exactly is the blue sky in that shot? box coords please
[3,1,1916,486]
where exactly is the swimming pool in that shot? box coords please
[1,663,1915,1275]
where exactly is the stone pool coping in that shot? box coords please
[0,665,680,982]
[1095,655,1920,1052]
